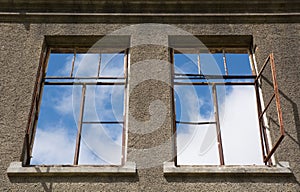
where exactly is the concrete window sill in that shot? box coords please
[163,161,292,176]
[7,162,136,177]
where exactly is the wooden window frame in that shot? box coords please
[171,47,284,166]
[21,45,129,167]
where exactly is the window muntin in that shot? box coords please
[173,48,266,166]
[27,48,128,166]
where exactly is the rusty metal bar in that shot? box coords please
[212,84,225,165]
[45,76,125,79]
[174,82,255,86]
[82,121,124,124]
[73,84,86,165]
[70,49,76,77]
[264,135,284,163]
[262,123,271,165]
[263,53,285,163]
[259,93,275,120]
[170,48,179,166]
[121,49,128,166]
[176,121,216,125]
[255,55,270,81]
[44,82,125,85]
[254,54,273,165]
[21,133,30,166]
[24,45,50,165]
[97,52,101,77]
[174,73,256,79]
[270,53,284,136]
[255,80,268,164]
[26,48,48,134]
[223,49,228,75]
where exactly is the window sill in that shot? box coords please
[163,161,292,176]
[7,162,136,177]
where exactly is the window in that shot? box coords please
[22,46,129,166]
[171,39,284,166]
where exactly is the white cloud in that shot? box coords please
[31,123,123,165]
[79,124,123,165]
[175,85,219,165]
[52,91,74,115]
[83,85,124,122]
[219,86,263,165]
[31,126,76,165]
[176,85,264,165]
[75,54,99,77]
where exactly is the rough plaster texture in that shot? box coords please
[0,21,299,192]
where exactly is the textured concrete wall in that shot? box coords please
[0,22,299,191]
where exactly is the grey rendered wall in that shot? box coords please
[0,22,299,191]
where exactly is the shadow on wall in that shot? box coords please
[261,76,300,150]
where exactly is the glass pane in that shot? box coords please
[31,86,80,165]
[47,53,74,77]
[175,84,218,165]
[174,54,198,74]
[200,53,225,75]
[174,85,214,122]
[83,85,124,122]
[100,53,124,77]
[177,124,219,165]
[217,85,263,165]
[226,53,252,75]
[75,53,100,77]
[78,124,123,165]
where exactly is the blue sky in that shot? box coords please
[31,50,263,166]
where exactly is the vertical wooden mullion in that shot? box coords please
[170,48,178,166]
[23,45,50,165]
[223,49,228,75]
[29,48,50,155]
[73,84,86,165]
[212,84,225,165]
[263,53,285,164]
[70,49,76,77]
[121,49,128,166]
[255,79,269,164]
[97,52,101,77]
